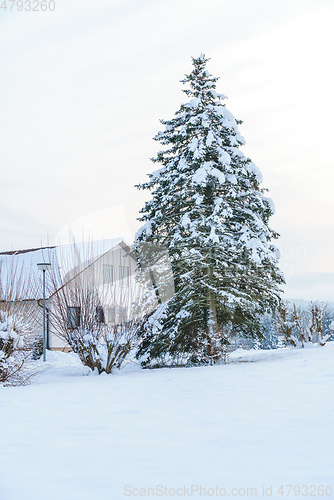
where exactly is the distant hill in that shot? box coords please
[288,298,334,310]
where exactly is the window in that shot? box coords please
[119,265,130,286]
[105,306,127,324]
[95,306,105,324]
[103,264,113,284]
[67,307,81,329]
[106,306,116,324]
[118,306,127,324]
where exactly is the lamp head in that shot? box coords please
[37,262,51,271]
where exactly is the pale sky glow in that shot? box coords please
[1,0,334,300]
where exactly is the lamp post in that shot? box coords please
[37,262,51,362]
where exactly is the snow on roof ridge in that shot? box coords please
[0,239,131,257]
[0,246,56,256]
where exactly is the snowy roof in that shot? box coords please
[0,246,57,301]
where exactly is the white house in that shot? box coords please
[0,239,142,351]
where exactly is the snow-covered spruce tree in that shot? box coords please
[135,54,283,367]
[261,312,283,350]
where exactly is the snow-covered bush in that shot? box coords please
[67,321,140,374]
[30,334,44,360]
[0,313,32,385]
[0,259,40,385]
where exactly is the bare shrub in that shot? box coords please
[46,239,144,372]
[276,300,333,348]
[309,301,333,346]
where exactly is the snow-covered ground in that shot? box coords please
[1,345,333,500]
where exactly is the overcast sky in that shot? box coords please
[1,0,334,300]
